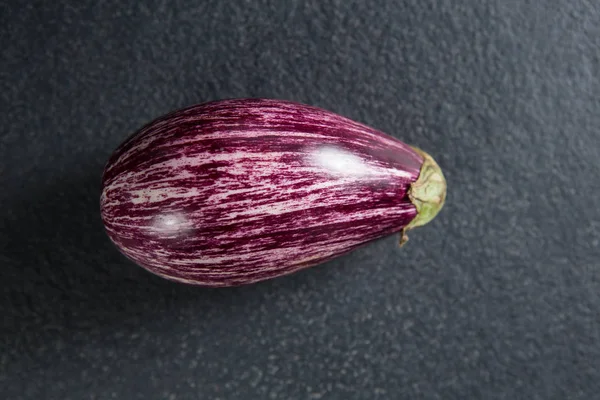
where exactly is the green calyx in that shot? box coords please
[399,147,447,246]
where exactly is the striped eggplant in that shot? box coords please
[100,98,446,287]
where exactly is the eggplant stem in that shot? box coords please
[399,147,447,246]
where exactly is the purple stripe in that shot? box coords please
[100,98,423,286]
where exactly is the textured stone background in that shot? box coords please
[2,1,600,399]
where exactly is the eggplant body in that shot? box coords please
[100,98,446,286]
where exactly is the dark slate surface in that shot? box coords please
[2,1,600,399]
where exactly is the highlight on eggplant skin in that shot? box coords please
[100,98,446,287]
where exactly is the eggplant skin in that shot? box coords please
[100,98,433,287]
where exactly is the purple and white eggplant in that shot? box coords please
[100,98,446,287]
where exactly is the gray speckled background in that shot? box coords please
[2,1,600,399]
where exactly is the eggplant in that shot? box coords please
[100,98,446,286]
